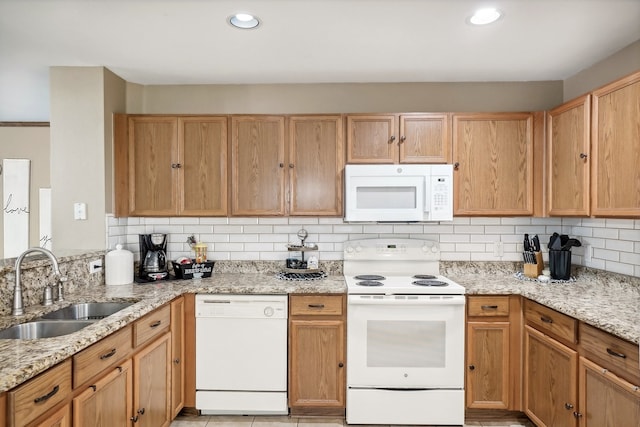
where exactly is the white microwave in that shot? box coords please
[344,164,453,222]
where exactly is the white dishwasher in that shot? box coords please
[195,294,288,415]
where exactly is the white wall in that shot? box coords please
[106,216,640,278]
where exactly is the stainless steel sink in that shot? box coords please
[0,320,95,339]
[38,302,135,321]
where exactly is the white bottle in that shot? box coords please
[105,244,134,286]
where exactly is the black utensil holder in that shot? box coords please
[549,250,572,280]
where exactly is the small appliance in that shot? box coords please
[138,233,168,280]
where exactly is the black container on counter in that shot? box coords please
[549,250,571,280]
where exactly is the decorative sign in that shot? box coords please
[3,159,30,257]
[39,188,52,250]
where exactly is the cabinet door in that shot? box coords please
[591,71,640,216]
[289,116,344,216]
[128,116,179,216]
[289,319,345,410]
[231,116,286,215]
[179,117,228,216]
[346,115,398,163]
[466,322,510,409]
[579,356,640,427]
[133,333,171,427]
[524,325,578,427]
[73,360,132,427]
[547,95,591,216]
[453,113,534,215]
[33,403,71,427]
[170,297,185,419]
[399,114,451,164]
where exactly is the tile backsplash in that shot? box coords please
[106,216,640,278]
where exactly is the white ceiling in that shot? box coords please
[1,0,639,122]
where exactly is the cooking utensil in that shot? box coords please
[524,234,531,251]
[561,238,582,250]
[548,233,562,250]
[532,235,540,252]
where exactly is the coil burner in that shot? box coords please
[357,280,385,287]
[413,274,437,280]
[354,275,386,281]
[412,280,448,287]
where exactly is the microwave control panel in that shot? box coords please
[427,174,453,220]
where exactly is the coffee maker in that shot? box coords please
[138,233,168,280]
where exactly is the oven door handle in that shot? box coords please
[348,295,465,305]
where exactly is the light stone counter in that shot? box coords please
[0,273,346,393]
[1,262,639,394]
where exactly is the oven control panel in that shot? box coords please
[344,238,440,261]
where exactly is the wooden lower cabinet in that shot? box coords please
[578,356,640,426]
[170,296,185,418]
[465,295,521,410]
[73,361,132,427]
[33,403,71,427]
[524,325,578,427]
[288,294,345,415]
[133,332,172,427]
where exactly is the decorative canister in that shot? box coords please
[105,244,134,286]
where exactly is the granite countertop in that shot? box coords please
[1,265,639,394]
[0,273,346,393]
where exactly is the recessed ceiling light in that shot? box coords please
[469,8,502,25]
[228,13,261,30]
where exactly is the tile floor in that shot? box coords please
[170,415,535,427]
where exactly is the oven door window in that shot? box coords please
[368,320,445,368]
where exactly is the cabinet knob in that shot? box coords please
[564,403,574,410]
[573,412,583,418]
[174,358,180,364]
[579,153,588,159]
[389,135,396,142]
[289,163,294,168]
[468,365,475,371]
[454,162,460,170]
[279,163,284,168]
[399,135,406,142]
[171,163,182,168]
[338,362,344,368]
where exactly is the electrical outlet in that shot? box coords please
[493,241,504,257]
[89,259,102,274]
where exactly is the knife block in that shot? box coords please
[523,252,543,278]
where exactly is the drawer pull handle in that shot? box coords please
[89,385,97,392]
[540,316,553,324]
[481,305,498,310]
[606,348,627,359]
[34,385,59,404]
[150,320,162,328]
[308,304,325,309]
[100,348,117,360]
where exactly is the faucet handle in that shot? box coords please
[56,276,68,302]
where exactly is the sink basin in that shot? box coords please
[38,302,135,321]
[0,320,95,339]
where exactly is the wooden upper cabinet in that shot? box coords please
[127,116,179,216]
[231,116,286,216]
[399,114,451,163]
[179,117,228,216]
[289,116,344,216]
[453,113,534,216]
[591,70,640,217]
[546,95,591,216]
[346,114,450,164]
[114,115,228,217]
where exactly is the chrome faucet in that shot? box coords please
[12,247,64,316]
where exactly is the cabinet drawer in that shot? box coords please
[8,359,72,427]
[579,322,640,385]
[290,295,343,316]
[524,299,577,344]
[134,304,171,347]
[73,325,132,388]
[467,295,510,317]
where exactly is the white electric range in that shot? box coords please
[344,238,466,426]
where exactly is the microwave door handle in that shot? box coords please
[424,176,431,216]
